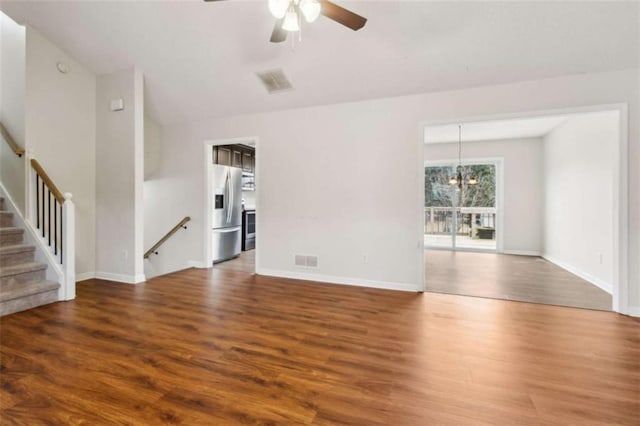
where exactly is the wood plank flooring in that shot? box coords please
[1,267,638,424]
[213,249,255,273]
[425,250,612,311]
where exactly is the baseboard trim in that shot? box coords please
[542,255,612,294]
[187,260,207,268]
[626,306,640,317]
[94,272,146,284]
[76,272,95,282]
[502,250,541,256]
[256,268,420,292]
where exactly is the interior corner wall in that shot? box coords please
[542,112,618,292]
[0,12,26,212]
[96,67,144,283]
[24,26,97,278]
[144,115,161,180]
[150,68,639,309]
[424,138,543,254]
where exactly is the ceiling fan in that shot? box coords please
[203,0,367,43]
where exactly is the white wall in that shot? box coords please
[95,67,145,283]
[24,27,97,278]
[543,112,618,292]
[0,12,26,212]
[144,115,161,180]
[148,68,639,311]
[424,138,543,254]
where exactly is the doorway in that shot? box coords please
[425,160,500,252]
[203,137,259,275]
[421,105,628,313]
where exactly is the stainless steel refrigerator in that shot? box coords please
[212,165,242,263]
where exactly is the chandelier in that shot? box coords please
[449,125,478,190]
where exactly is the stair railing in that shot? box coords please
[1,121,75,301]
[144,216,190,259]
[28,157,75,301]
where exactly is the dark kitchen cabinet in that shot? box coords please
[213,146,232,166]
[214,144,255,174]
[232,149,243,168]
[242,151,254,174]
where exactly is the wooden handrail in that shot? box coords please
[144,216,191,259]
[31,159,64,203]
[0,122,25,157]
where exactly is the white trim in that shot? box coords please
[257,268,420,292]
[420,103,629,314]
[543,255,612,294]
[502,250,541,256]
[417,124,426,291]
[187,260,206,268]
[202,136,260,269]
[94,272,146,284]
[626,306,640,318]
[75,272,95,282]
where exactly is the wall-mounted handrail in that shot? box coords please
[144,216,191,259]
[0,122,25,157]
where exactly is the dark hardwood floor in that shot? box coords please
[425,250,612,311]
[1,266,638,424]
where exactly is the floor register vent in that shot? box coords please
[295,254,319,268]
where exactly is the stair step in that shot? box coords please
[0,262,47,287]
[0,279,59,302]
[0,244,36,267]
[0,280,59,316]
[0,211,13,227]
[0,227,24,246]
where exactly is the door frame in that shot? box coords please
[424,157,504,253]
[419,103,629,315]
[203,137,260,269]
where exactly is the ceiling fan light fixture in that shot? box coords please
[299,0,321,22]
[282,8,300,32]
[268,0,289,19]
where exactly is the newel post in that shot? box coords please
[62,192,76,300]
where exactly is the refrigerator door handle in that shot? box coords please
[227,170,233,223]
[214,226,241,233]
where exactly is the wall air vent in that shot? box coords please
[294,254,319,268]
[257,69,294,93]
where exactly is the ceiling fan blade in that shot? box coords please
[270,19,287,43]
[203,0,227,2]
[320,0,367,31]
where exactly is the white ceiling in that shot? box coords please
[1,1,638,126]
[423,111,619,144]
[424,116,569,144]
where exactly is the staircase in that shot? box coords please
[0,197,60,316]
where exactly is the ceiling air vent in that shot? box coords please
[257,69,293,93]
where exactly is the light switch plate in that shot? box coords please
[110,98,124,111]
